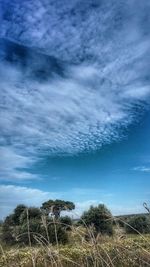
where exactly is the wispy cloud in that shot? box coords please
[0,146,39,181]
[0,0,150,183]
[0,48,150,181]
[0,45,149,156]
[133,166,150,173]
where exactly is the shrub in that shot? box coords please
[19,207,42,224]
[12,205,27,225]
[17,218,42,245]
[48,223,68,244]
[60,216,73,230]
[1,215,16,245]
[17,220,69,245]
[81,204,113,235]
[1,207,69,246]
[16,217,69,245]
[40,219,69,245]
[126,215,150,234]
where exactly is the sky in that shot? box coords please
[0,0,150,219]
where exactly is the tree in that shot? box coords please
[17,215,69,245]
[12,204,27,225]
[17,218,42,245]
[44,222,68,244]
[60,216,73,230]
[41,199,75,220]
[17,207,42,245]
[1,199,75,245]
[19,207,42,224]
[81,204,113,235]
[1,215,16,245]
[126,215,150,234]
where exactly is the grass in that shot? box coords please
[1,227,150,267]
[1,207,150,267]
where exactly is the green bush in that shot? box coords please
[14,219,69,245]
[1,215,16,245]
[81,204,113,235]
[60,216,73,230]
[12,205,27,225]
[48,223,68,244]
[1,209,69,246]
[126,215,150,234]
[19,207,42,224]
[17,218,42,245]
[39,219,69,245]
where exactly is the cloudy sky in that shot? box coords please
[0,0,150,219]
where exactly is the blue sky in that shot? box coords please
[0,0,150,219]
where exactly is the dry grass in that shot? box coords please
[1,226,150,267]
[1,208,150,267]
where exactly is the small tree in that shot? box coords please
[17,218,42,245]
[46,223,68,244]
[18,207,42,245]
[41,199,75,220]
[60,216,73,230]
[12,204,27,225]
[126,215,150,234]
[81,204,113,235]
[1,215,16,245]
[20,207,42,224]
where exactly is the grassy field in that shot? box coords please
[1,228,150,267]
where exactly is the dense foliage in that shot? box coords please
[60,215,73,230]
[12,204,27,225]
[81,204,113,235]
[1,215,16,245]
[126,215,150,234]
[1,200,74,246]
[1,200,150,250]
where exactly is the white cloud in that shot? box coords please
[0,185,101,219]
[0,185,59,219]
[0,146,38,181]
[0,56,150,180]
[0,184,147,220]
[109,204,145,216]
[0,60,149,156]
[1,0,150,63]
[0,0,150,182]
[133,166,150,173]
[0,184,112,219]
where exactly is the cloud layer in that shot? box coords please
[0,0,150,183]
[0,0,150,63]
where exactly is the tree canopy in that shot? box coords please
[41,199,75,219]
[19,207,42,224]
[1,203,71,246]
[81,204,113,235]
